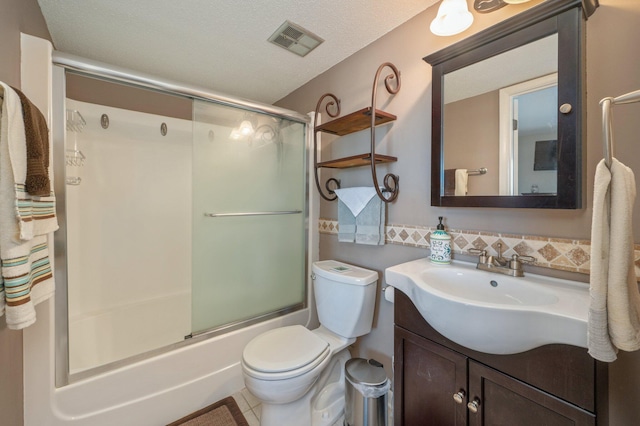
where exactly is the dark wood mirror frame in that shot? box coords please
[424,0,598,209]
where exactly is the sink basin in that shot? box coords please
[385,258,589,354]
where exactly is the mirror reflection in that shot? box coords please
[442,34,558,197]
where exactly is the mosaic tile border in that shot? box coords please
[319,218,640,279]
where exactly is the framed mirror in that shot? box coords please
[424,0,598,208]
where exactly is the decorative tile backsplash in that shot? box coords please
[319,218,640,279]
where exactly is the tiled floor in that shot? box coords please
[232,388,261,426]
[230,388,345,426]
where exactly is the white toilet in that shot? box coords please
[241,260,378,426]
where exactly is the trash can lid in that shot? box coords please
[345,358,387,386]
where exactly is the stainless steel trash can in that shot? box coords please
[344,358,390,426]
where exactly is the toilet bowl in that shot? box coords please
[241,260,378,426]
[242,325,333,404]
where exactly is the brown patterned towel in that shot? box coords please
[12,87,51,196]
[444,168,456,196]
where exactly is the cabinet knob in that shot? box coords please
[452,390,465,404]
[467,399,480,414]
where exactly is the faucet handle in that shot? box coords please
[509,254,535,270]
[516,254,536,263]
[469,248,488,263]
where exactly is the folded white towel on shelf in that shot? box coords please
[0,82,57,330]
[454,169,468,196]
[588,158,640,362]
[335,187,385,246]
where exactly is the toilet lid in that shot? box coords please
[243,325,329,374]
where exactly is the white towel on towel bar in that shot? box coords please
[334,187,377,217]
[588,158,640,362]
[454,169,468,196]
[334,187,385,245]
[335,187,376,243]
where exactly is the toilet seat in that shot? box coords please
[242,325,330,381]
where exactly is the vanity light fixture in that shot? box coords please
[230,114,257,140]
[229,129,242,140]
[472,0,531,14]
[238,119,254,136]
[430,0,474,36]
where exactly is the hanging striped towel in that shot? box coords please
[0,82,58,330]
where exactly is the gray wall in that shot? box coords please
[0,1,52,424]
[277,0,640,423]
[444,91,499,195]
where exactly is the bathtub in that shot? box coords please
[21,33,318,425]
[68,291,192,375]
[24,299,311,425]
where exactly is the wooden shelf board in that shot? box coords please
[315,107,397,136]
[318,153,397,169]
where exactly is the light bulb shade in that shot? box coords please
[430,0,474,36]
[238,120,254,135]
[230,128,242,140]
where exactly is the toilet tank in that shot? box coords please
[312,260,378,338]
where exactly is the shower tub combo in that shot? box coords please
[22,35,315,426]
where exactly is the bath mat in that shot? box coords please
[167,396,249,426]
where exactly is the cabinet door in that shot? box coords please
[395,327,467,426]
[467,361,595,426]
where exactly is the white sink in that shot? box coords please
[385,258,589,354]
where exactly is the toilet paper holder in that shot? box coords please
[382,285,395,303]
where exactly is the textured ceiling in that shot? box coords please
[38,0,438,104]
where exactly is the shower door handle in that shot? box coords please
[204,210,302,218]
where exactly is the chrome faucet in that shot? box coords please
[469,244,535,277]
[486,242,507,267]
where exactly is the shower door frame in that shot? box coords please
[51,52,311,387]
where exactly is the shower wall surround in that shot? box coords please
[319,219,640,279]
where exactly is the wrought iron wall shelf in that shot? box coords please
[318,153,397,169]
[315,107,396,135]
[313,62,401,203]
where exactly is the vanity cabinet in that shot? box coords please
[394,291,608,426]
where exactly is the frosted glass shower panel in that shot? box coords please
[192,101,306,333]
[65,99,193,374]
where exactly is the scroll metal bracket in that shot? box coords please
[371,62,401,203]
[313,93,341,201]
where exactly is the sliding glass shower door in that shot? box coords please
[60,72,308,382]
[191,100,307,334]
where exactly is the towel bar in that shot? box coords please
[467,167,487,176]
[204,210,302,218]
[600,89,640,168]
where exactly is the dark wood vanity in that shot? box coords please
[394,291,608,425]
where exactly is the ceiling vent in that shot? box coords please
[268,21,324,57]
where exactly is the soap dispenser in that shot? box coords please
[430,216,452,264]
